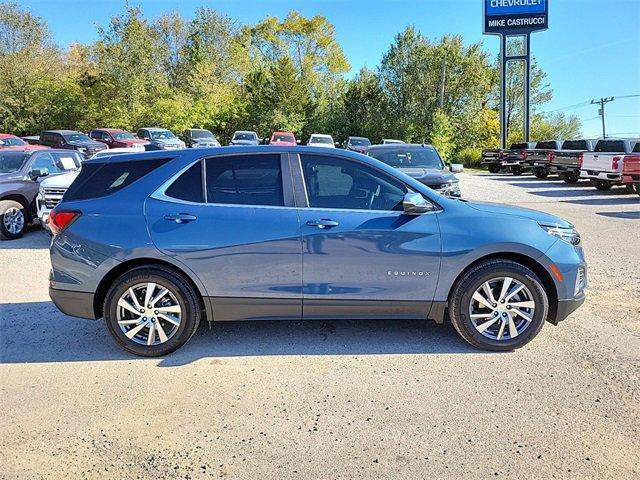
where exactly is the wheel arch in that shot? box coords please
[445,252,559,324]
[93,257,211,321]
[1,193,30,210]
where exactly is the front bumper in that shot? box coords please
[554,294,586,323]
[50,287,97,320]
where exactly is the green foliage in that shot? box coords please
[0,2,580,148]
[456,147,483,168]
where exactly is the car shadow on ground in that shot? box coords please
[0,301,481,367]
[0,227,50,249]
[596,211,640,219]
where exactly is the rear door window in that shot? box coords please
[165,161,204,203]
[205,154,283,206]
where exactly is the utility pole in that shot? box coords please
[590,97,614,139]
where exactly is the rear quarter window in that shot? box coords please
[64,158,167,201]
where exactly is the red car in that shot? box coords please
[89,128,149,150]
[0,133,47,150]
[269,131,297,146]
[621,143,640,196]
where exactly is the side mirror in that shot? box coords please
[29,169,48,181]
[403,192,433,214]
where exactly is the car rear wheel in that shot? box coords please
[635,184,640,197]
[591,179,612,191]
[103,266,202,357]
[0,200,28,240]
[533,167,549,178]
[488,164,501,174]
[561,172,580,184]
[511,166,523,176]
[448,259,548,351]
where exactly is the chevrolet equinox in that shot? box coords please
[48,147,587,356]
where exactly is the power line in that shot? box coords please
[540,93,640,115]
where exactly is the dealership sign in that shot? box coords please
[484,0,548,35]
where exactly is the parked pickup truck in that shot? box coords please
[501,142,536,175]
[621,142,640,196]
[580,139,639,190]
[528,140,562,178]
[481,148,504,173]
[548,139,596,184]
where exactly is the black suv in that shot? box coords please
[39,130,107,158]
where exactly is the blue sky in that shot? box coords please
[17,0,640,138]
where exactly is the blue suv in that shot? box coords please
[48,147,587,356]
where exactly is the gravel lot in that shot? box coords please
[1,171,639,479]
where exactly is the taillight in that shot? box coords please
[522,151,528,159]
[547,152,554,162]
[612,156,621,170]
[578,153,583,167]
[49,210,80,236]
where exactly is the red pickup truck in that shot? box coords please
[621,142,640,196]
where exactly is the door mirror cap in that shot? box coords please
[403,192,433,214]
[29,169,48,180]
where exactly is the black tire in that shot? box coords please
[448,259,549,351]
[0,200,28,240]
[488,164,501,174]
[635,183,640,197]
[562,172,580,184]
[511,166,523,176]
[103,266,202,357]
[533,167,549,178]
[591,179,612,191]
[624,183,635,194]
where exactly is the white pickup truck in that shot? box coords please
[580,139,640,190]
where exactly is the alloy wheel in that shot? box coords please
[3,207,25,235]
[468,277,536,341]
[116,282,182,346]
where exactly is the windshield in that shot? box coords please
[369,147,443,169]
[150,130,176,140]
[114,132,135,140]
[0,136,27,147]
[272,133,295,143]
[349,138,371,146]
[310,136,333,144]
[64,133,93,142]
[191,130,214,139]
[0,152,28,173]
[233,132,257,141]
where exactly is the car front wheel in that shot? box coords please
[0,200,28,240]
[448,259,549,351]
[103,266,202,357]
[488,164,501,174]
[533,167,549,178]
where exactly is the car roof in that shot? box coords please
[348,136,369,140]
[94,128,126,133]
[188,128,211,132]
[43,130,81,134]
[139,127,171,132]
[310,133,333,137]
[272,131,294,135]
[233,130,257,134]
[367,143,435,150]
[0,133,18,138]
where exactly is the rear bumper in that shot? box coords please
[580,170,622,181]
[49,287,97,320]
[622,174,640,184]
[553,294,586,323]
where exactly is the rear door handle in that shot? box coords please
[164,213,197,224]
[306,219,339,229]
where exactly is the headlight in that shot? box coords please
[540,224,581,246]
[77,147,86,152]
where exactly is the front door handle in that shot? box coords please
[164,213,197,224]
[306,219,339,229]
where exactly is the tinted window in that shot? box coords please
[233,132,258,141]
[0,136,26,146]
[594,140,626,152]
[64,133,92,142]
[301,154,407,211]
[368,147,443,169]
[205,154,283,206]
[633,142,640,153]
[190,130,214,139]
[510,143,530,150]
[536,141,558,150]
[349,138,371,146]
[65,159,167,201]
[562,140,588,150]
[165,162,204,203]
[31,152,66,174]
[114,132,135,140]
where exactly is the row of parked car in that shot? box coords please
[0,131,455,240]
[481,138,640,196]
